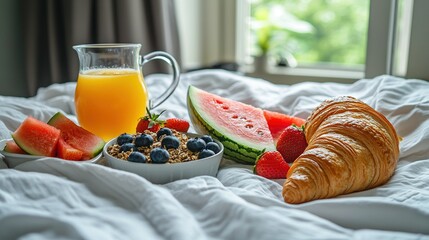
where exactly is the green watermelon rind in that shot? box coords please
[47,112,105,158]
[187,86,275,164]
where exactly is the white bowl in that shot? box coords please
[103,133,224,184]
[0,139,102,168]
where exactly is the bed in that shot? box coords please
[0,69,428,239]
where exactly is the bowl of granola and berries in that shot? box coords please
[102,112,224,184]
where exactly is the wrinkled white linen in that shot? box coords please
[0,70,428,239]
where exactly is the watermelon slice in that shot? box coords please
[263,110,305,142]
[12,116,61,157]
[187,86,276,164]
[57,138,84,161]
[3,140,27,154]
[47,112,105,159]
[187,86,307,164]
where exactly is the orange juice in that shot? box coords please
[75,68,148,141]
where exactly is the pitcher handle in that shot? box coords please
[141,51,180,109]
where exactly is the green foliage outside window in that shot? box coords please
[250,0,370,68]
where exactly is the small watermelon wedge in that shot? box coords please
[263,110,305,142]
[57,138,84,161]
[3,140,27,154]
[47,112,105,159]
[12,116,61,157]
[187,86,276,164]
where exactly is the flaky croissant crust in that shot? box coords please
[282,96,400,204]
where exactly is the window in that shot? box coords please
[248,0,370,70]
[176,0,429,82]
[237,0,413,84]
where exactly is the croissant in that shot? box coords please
[282,96,400,204]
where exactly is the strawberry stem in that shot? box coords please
[141,107,166,127]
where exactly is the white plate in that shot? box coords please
[0,139,102,168]
[103,133,224,184]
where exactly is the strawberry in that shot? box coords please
[164,118,190,132]
[136,108,165,133]
[276,125,308,163]
[253,151,290,179]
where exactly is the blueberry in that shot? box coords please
[135,134,154,147]
[186,138,206,152]
[200,135,213,144]
[198,149,215,159]
[157,127,173,139]
[205,142,220,154]
[117,133,133,145]
[150,148,170,163]
[161,135,180,149]
[119,143,137,152]
[127,152,147,163]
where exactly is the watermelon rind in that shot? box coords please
[187,86,275,164]
[47,112,105,159]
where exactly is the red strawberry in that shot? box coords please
[136,108,165,133]
[164,118,190,132]
[276,125,308,163]
[254,151,290,179]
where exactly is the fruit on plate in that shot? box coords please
[6,113,104,161]
[57,138,84,161]
[12,116,61,157]
[263,110,305,142]
[254,151,290,179]
[48,112,105,159]
[3,140,27,154]
[276,125,308,163]
[187,85,305,164]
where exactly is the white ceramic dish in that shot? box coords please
[0,139,102,168]
[103,133,224,184]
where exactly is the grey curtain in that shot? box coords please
[23,0,182,96]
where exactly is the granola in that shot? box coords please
[107,130,199,164]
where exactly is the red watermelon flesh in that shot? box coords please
[47,112,105,159]
[57,138,83,161]
[4,140,27,154]
[190,87,274,150]
[12,116,61,157]
[263,110,305,141]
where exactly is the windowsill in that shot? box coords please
[242,64,364,85]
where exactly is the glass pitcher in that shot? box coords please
[73,43,180,141]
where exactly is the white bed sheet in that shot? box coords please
[0,70,428,239]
